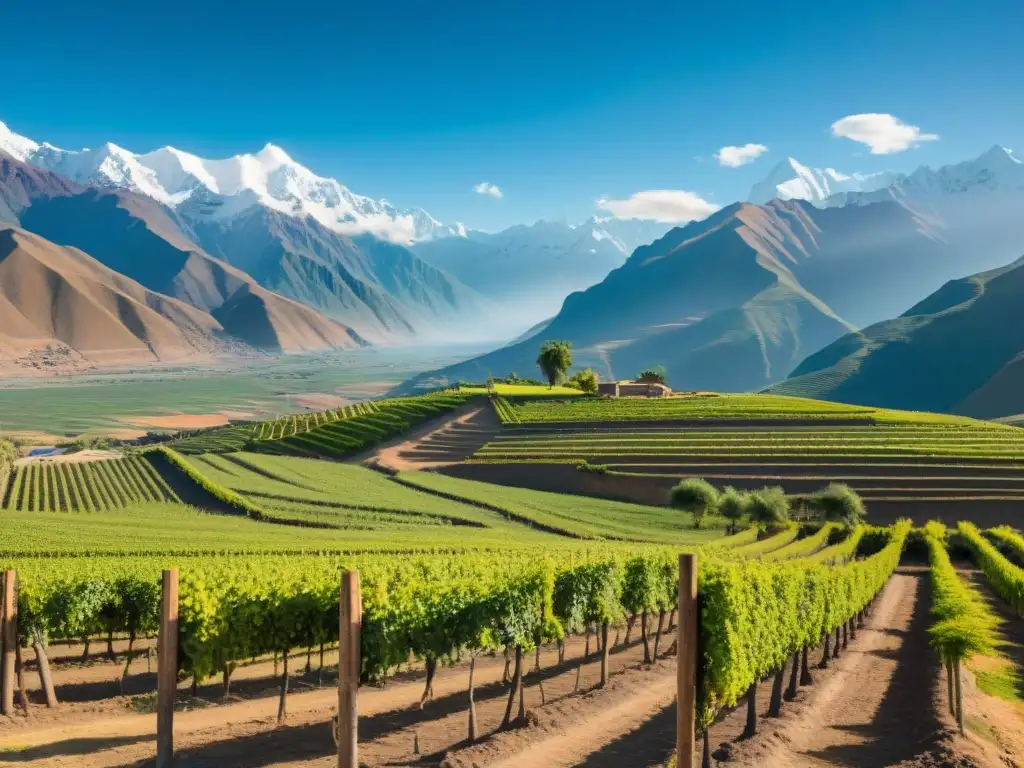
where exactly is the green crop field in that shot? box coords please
[491,393,1006,425]
[1,457,179,512]
[395,470,725,544]
[171,391,473,456]
[460,383,585,396]
[471,424,1024,462]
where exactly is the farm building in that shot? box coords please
[597,381,673,397]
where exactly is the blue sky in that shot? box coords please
[2,0,1022,231]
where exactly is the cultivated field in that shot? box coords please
[451,394,1024,523]
[172,391,472,456]
[2,388,1023,767]
[1,456,178,512]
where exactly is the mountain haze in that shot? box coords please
[394,197,965,393]
[772,253,1024,419]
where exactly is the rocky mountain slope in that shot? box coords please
[772,253,1024,419]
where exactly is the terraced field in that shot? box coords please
[171,391,472,456]
[428,394,1024,524]
[1,456,179,512]
[492,392,999,425]
[174,452,723,545]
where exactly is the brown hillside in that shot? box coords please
[0,228,230,369]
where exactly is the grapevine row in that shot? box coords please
[1,457,179,512]
[957,521,1024,616]
[7,522,907,731]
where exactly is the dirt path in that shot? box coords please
[756,569,942,766]
[0,631,666,767]
[442,660,676,768]
[360,403,500,472]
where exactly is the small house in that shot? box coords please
[598,381,672,398]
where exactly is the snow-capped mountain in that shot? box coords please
[826,145,1024,206]
[0,120,461,244]
[585,216,673,256]
[748,157,901,205]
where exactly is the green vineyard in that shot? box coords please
[1,456,180,512]
[171,390,472,455]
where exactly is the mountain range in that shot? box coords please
[748,157,900,205]
[0,120,662,342]
[396,146,1024,403]
[5,114,1024,418]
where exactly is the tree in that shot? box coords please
[669,478,720,529]
[536,341,573,387]
[636,368,666,385]
[806,483,865,527]
[746,487,790,526]
[568,368,599,394]
[717,486,749,535]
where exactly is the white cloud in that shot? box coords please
[596,189,719,223]
[715,143,769,167]
[473,181,503,199]
[831,113,938,155]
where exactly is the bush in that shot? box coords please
[746,486,790,525]
[717,486,749,534]
[806,483,866,526]
[568,368,599,394]
[669,478,720,529]
[636,368,666,385]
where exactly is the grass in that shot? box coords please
[459,384,585,396]
[0,348,470,438]
[180,452,519,530]
[971,656,1024,706]
[395,470,728,544]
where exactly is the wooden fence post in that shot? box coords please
[676,554,698,768]
[338,570,361,768]
[156,569,179,768]
[1,570,16,717]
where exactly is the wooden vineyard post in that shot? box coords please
[1,570,16,717]
[676,553,698,768]
[338,570,361,768]
[156,569,179,768]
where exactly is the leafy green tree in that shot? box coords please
[806,483,865,527]
[636,368,666,384]
[568,368,599,394]
[717,486,749,535]
[746,487,790,526]
[669,478,720,529]
[536,341,573,387]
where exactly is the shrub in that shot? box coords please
[636,368,666,384]
[717,486,749,534]
[806,483,866,527]
[669,478,720,529]
[568,368,599,394]
[746,486,790,525]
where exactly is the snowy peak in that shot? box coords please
[749,157,901,205]
[0,119,461,244]
[0,120,40,161]
[860,145,1024,200]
